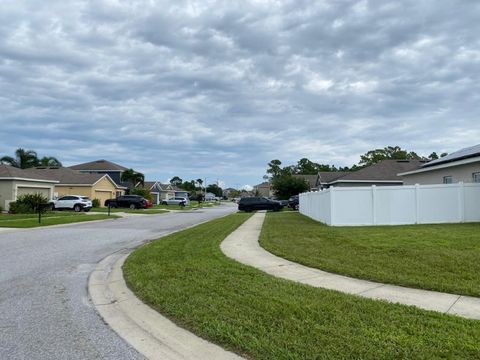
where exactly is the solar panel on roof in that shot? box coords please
[423,144,480,167]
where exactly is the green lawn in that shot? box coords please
[124,213,480,359]
[260,212,480,297]
[91,208,168,215]
[0,212,118,228]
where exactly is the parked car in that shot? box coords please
[161,197,190,206]
[145,199,153,208]
[278,199,289,206]
[288,195,299,210]
[50,195,92,212]
[105,195,147,209]
[238,197,283,212]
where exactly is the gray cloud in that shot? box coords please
[1,0,480,187]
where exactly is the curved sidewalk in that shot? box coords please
[220,212,480,320]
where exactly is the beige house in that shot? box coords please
[0,165,58,211]
[399,144,480,185]
[254,182,273,197]
[32,167,126,207]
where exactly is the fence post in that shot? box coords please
[330,187,335,225]
[415,184,420,224]
[458,181,465,222]
[371,185,377,225]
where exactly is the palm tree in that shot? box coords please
[0,148,39,169]
[121,168,145,189]
[39,156,62,167]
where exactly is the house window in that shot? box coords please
[473,172,480,183]
[443,176,453,184]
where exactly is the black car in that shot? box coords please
[238,197,283,212]
[288,195,299,210]
[104,195,147,209]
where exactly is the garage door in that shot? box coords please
[94,190,113,207]
[17,187,51,199]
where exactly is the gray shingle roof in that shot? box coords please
[31,167,107,185]
[422,144,480,168]
[69,159,128,171]
[331,160,425,182]
[318,171,349,183]
[0,165,58,182]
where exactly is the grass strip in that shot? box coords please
[260,212,480,297]
[0,214,118,228]
[124,212,480,359]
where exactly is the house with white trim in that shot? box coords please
[0,165,58,211]
[399,144,480,185]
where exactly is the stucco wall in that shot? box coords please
[1,180,55,211]
[0,180,14,210]
[403,162,480,185]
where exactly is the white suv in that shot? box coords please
[50,195,93,212]
[161,197,190,206]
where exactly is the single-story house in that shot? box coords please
[158,183,176,201]
[293,172,349,191]
[324,160,426,187]
[0,165,58,211]
[69,159,129,188]
[223,188,237,198]
[32,167,126,207]
[205,192,216,201]
[139,182,177,204]
[254,182,273,197]
[399,144,480,185]
[141,181,161,205]
[173,187,189,199]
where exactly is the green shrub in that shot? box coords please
[9,193,49,213]
[130,188,152,201]
[92,198,100,208]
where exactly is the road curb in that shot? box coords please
[88,206,243,360]
[88,250,243,360]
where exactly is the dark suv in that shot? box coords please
[238,197,283,212]
[104,195,147,209]
[288,195,299,210]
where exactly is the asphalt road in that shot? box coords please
[0,204,237,360]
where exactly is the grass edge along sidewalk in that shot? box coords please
[124,212,480,359]
[0,213,119,228]
[260,212,480,297]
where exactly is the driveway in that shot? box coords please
[0,204,237,359]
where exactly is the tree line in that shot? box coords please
[265,145,448,199]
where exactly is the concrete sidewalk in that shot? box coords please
[221,212,480,320]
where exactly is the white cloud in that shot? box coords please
[0,0,479,187]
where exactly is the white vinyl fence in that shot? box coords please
[299,183,480,226]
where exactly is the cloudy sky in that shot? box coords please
[1,0,479,188]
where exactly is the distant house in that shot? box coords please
[254,182,273,197]
[140,181,177,204]
[223,187,237,198]
[0,165,58,211]
[172,187,189,199]
[205,192,216,201]
[69,159,129,188]
[321,160,426,188]
[142,181,161,205]
[293,173,348,191]
[32,166,126,206]
[399,144,480,185]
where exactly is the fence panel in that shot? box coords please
[299,183,480,226]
